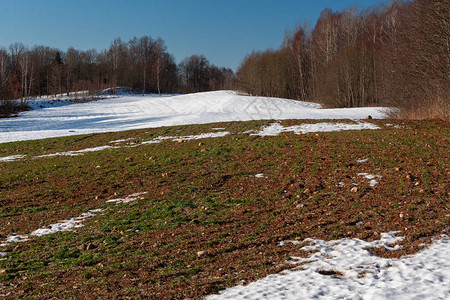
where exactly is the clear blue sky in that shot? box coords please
[0,0,387,71]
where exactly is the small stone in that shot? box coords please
[0,269,6,274]
[198,142,204,146]
[125,157,133,162]
[200,149,206,152]
[351,187,358,193]
[395,167,401,172]
[366,115,373,120]
[197,250,207,258]
[399,213,404,218]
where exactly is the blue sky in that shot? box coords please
[0,0,386,71]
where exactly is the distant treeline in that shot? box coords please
[237,0,449,119]
[0,36,235,103]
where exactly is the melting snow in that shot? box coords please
[142,131,230,144]
[358,173,383,187]
[1,132,230,163]
[0,209,103,248]
[0,192,146,249]
[208,233,450,300]
[106,192,147,204]
[109,138,136,144]
[0,155,26,162]
[253,122,380,136]
[35,145,116,158]
[0,235,29,247]
[30,209,103,237]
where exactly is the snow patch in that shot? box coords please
[142,131,229,144]
[0,155,26,162]
[358,173,383,187]
[253,122,380,136]
[0,235,29,247]
[208,233,450,300]
[106,192,147,204]
[171,131,230,142]
[0,192,146,250]
[254,174,265,178]
[30,209,103,237]
[35,145,116,158]
[109,138,136,144]
[357,158,369,163]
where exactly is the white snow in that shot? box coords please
[106,192,147,204]
[208,233,450,300]
[35,145,116,158]
[358,173,383,187]
[0,91,385,144]
[0,209,103,248]
[357,158,369,163]
[255,174,266,178]
[30,209,103,237]
[0,155,26,162]
[142,131,230,144]
[108,138,136,144]
[0,192,146,248]
[0,235,29,247]
[253,122,380,136]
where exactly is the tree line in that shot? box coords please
[237,0,449,119]
[0,36,235,115]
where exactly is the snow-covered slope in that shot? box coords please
[0,91,385,144]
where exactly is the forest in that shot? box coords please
[0,36,234,115]
[237,0,448,119]
[0,0,448,119]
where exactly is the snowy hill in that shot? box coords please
[0,91,385,144]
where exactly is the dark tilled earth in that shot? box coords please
[0,119,448,299]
